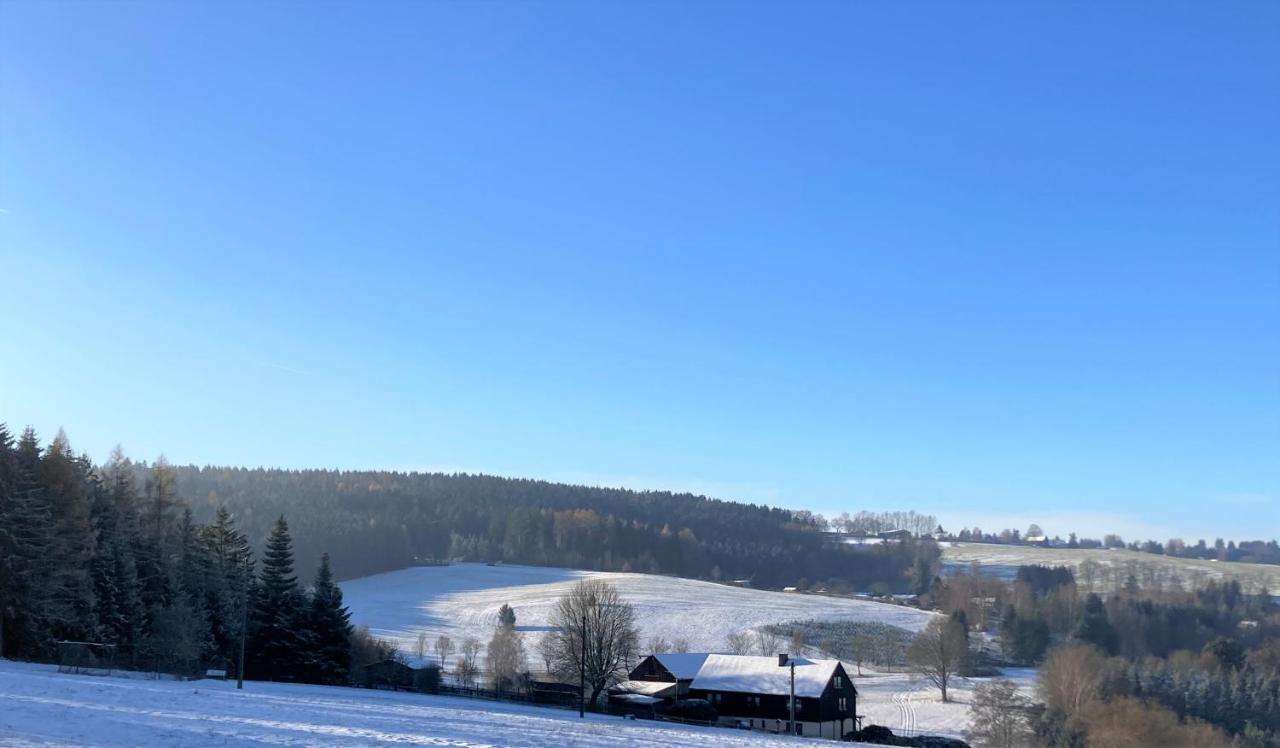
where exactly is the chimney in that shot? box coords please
[778,653,789,666]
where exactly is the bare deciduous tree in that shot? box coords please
[487,622,527,692]
[672,637,690,653]
[754,628,782,657]
[1037,644,1109,720]
[789,628,808,656]
[647,635,671,654]
[434,634,454,669]
[908,616,968,702]
[725,630,753,655]
[542,579,639,708]
[415,631,428,660]
[456,637,482,686]
[964,679,1032,748]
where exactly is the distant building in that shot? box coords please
[877,529,913,541]
[358,659,417,690]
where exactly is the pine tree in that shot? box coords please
[304,553,353,685]
[137,457,181,613]
[102,447,145,664]
[498,603,516,628]
[88,475,123,646]
[203,506,254,673]
[249,515,304,681]
[36,430,98,641]
[1075,593,1118,655]
[0,428,59,658]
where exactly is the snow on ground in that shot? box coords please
[0,659,876,747]
[852,667,1038,740]
[337,564,1040,740]
[941,542,1280,593]
[340,563,937,664]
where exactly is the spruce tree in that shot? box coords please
[88,476,122,646]
[137,458,180,613]
[36,431,98,641]
[2,428,59,658]
[498,603,516,628]
[305,553,353,685]
[1075,593,1118,655]
[203,506,254,672]
[102,447,145,664]
[250,515,303,681]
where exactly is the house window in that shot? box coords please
[839,697,847,711]
[834,675,843,689]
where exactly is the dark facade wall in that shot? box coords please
[689,663,856,724]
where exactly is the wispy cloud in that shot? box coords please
[1218,492,1274,507]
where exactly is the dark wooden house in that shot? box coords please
[687,654,857,739]
[359,659,416,690]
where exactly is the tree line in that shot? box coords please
[0,425,355,685]
[154,460,937,592]
[941,525,1280,567]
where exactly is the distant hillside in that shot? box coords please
[942,542,1280,594]
[170,465,939,591]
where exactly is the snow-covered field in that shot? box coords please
[852,667,1038,740]
[338,563,1034,741]
[942,542,1280,593]
[0,659,879,747]
[340,563,937,663]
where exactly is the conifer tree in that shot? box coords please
[305,553,353,684]
[137,457,180,613]
[101,447,145,664]
[250,515,303,681]
[1075,593,1118,655]
[36,431,98,641]
[2,428,60,657]
[203,506,254,672]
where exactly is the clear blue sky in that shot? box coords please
[2,1,1277,542]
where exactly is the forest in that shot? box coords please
[0,422,939,666]
[930,564,1280,746]
[161,452,938,590]
[0,424,367,684]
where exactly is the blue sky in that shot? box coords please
[2,1,1277,541]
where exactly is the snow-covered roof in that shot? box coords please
[652,653,712,680]
[690,655,841,698]
[613,693,662,705]
[612,680,677,698]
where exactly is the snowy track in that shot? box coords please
[890,683,918,734]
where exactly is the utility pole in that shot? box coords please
[778,653,812,735]
[789,659,796,735]
[237,561,249,690]
[579,614,586,718]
